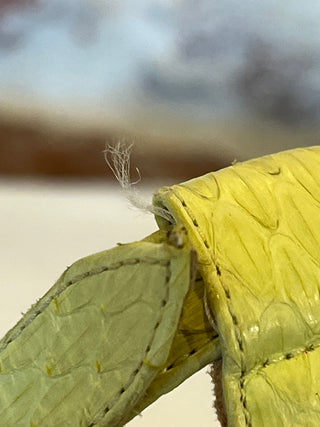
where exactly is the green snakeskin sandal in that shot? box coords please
[1,146,320,426]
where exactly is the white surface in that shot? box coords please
[0,178,220,426]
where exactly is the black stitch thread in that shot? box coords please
[1,258,174,426]
[259,345,318,371]
[177,194,252,426]
[176,189,320,427]
[240,376,245,387]
[242,397,247,409]
[91,261,172,425]
[162,344,207,373]
[2,257,170,352]
[231,314,239,325]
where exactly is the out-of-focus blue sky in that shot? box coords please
[0,1,174,112]
[1,0,320,156]
[0,2,171,100]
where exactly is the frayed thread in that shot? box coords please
[104,142,174,223]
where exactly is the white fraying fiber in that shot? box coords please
[104,142,174,223]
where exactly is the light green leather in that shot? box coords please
[1,146,320,426]
[0,230,219,426]
[154,145,320,426]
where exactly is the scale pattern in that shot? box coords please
[154,146,320,426]
[0,241,191,426]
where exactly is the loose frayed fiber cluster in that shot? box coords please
[104,142,174,223]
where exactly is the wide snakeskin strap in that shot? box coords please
[154,146,320,426]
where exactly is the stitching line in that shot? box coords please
[173,191,251,426]
[173,188,320,425]
[161,332,218,373]
[1,257,170,350]
[1,257,173,426]
[90,258,172,425]
[255,342,319,373]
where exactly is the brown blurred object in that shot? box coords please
[0,119,229,181]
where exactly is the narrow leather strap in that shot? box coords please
[0,238,192,426]
[0,231,220,426]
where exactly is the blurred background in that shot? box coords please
[1,1,320,426]
[1,0,320,179]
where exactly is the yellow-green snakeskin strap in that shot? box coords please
[2,145,320,426]
[154,146,320,426]
[0,230,219,426]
